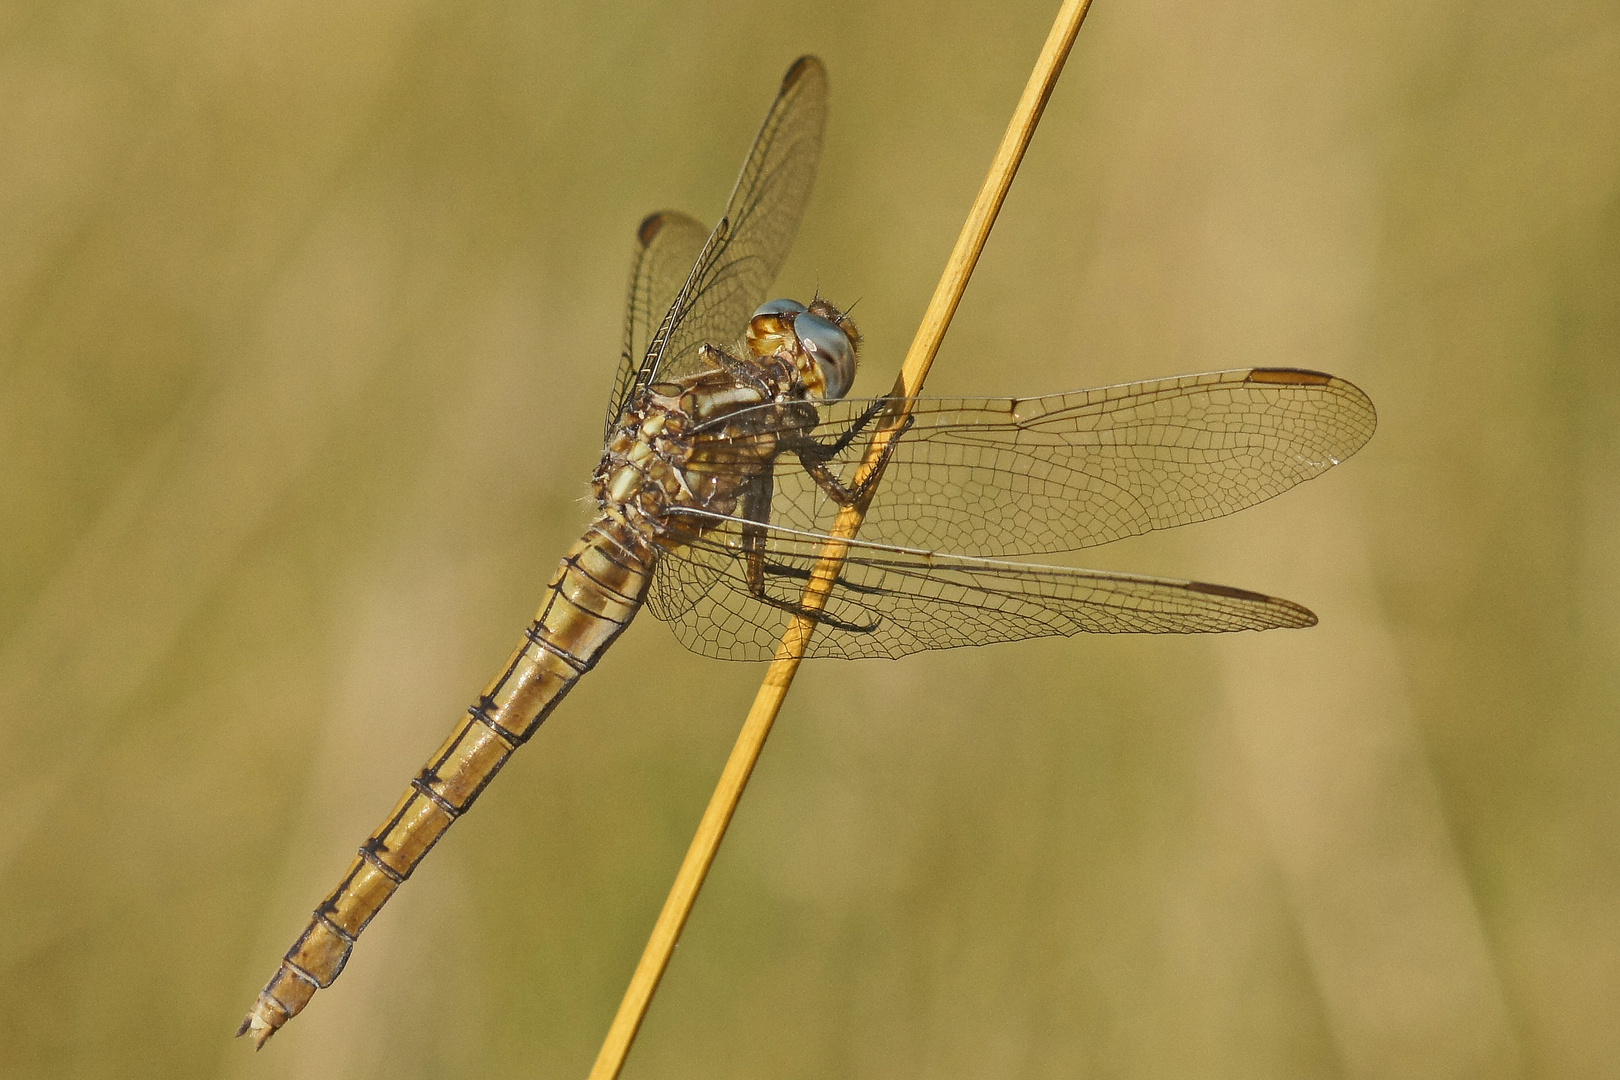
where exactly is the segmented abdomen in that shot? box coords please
[239,518,652,1047]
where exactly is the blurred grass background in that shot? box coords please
[0,0,1616,1077]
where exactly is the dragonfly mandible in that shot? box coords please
[239,55,1376,1047]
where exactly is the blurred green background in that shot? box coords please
[1,0,1615,1077]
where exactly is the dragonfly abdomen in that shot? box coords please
[239,519,653,1048]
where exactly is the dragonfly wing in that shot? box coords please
[626,56,827,407]
[607,211,712,439]
[745,367,1376,556]
[649,511,1315,662]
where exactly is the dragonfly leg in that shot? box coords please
[741,556,881,633]
[792,410,915,508]
[739,471,879,633]
[820,397,896,456]
[700,343,774,397]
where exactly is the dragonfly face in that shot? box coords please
[747,298,861,401]
[241,53,1377,1050]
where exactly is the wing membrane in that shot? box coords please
[607,56,828,435]
[649,511,1315,662]
[699,367,1376,557]
[607,211,712,438]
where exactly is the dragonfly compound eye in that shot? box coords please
[793,310,856,400]
[752,298,808,318]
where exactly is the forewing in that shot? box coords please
[629,56,828,404]
[748,367,1376,556]
[607,211,712,438]
[650,512,1315,662]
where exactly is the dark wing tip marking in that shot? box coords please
[782,55,825,90]
[1184,579,1317,628]
[1246,367,1336,386]
[1245,365,1378,449]
[638,212,672,246]
[1183,580,1271,602]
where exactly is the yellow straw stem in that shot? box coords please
[586,3,1094,1076]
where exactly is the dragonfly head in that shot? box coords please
[747,298,860,401]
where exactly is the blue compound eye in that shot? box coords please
[794,311,856,400]
[752,298,808,319]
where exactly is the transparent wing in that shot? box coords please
[648,511,1315,662]
[607,211,711,439]
[697,367,1376,557]
[611,55,828,431]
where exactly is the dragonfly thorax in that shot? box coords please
[593,373,787,540]
[593,299,856,551]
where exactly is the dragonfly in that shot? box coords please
[239,55,1376,1047]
